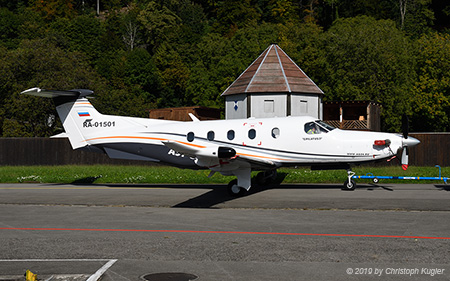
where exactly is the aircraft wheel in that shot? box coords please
[373,177,379,184]
[256,172,268,185]
[342,179,356,191]
[228,179,248,197]
[256,170,277,186]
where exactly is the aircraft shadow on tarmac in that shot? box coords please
[436,184,450,191]
[170,182,401,208]
[67,175,448,209]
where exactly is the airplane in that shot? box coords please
[22,87,420,196]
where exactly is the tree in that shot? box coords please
[153,43,190,107]
[50,15,104,62]
[137,1,181,51]
[213,0,261,36]
[0,8,21,49]
[120,2,144,51]
[266,0,300,24]
[124,48,160,96]
[410,33,450,132]
[322,16,415,132]
[394,0,434,35]
[277,22,326,89]
[30,0,76,20]
[0,38,107,137]
[185,24,281,109]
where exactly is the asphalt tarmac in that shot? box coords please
[0,182,449,281]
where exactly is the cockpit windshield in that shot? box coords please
[316,120,336,132]
[305,121,336,134]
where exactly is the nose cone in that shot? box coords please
[402,136,420,147]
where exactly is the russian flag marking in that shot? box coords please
[78,112,90,117]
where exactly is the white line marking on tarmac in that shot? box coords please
[0,259,118,280]
[86,259,117,281]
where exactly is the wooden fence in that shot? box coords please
[0,134,448,166]
[0,138,154,166]
[408,133,449,166]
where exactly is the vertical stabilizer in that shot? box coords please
[56,98,103,149]
[21,88,99,149]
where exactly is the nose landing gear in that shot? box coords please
[342,169,356,191]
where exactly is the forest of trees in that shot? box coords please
[0,0,449,137]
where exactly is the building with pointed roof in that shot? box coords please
[222,44,324,119]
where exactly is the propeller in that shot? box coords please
[385,115,419,169]
[402,114,409,139]
[401,146,409,171]
[400,115,420,170]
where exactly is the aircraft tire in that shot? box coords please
[256,170,277,186]
[342,179,356,191]
[255,172,269,186]
[227,179,248,197]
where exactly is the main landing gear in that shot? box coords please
[342,169,356,191]
[227,167,251,197]
[227,179,248,197]
[227,170,278,197]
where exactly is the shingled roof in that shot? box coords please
[221,44,323,96]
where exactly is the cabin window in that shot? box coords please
[227,130,235,140]
[272,128,280,138]
[248,129,256,139]
[187,132,195,142]
[207,131,215,141]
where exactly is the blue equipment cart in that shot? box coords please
[352,165,448,184]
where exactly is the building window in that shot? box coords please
[227,130,235,140]
[207,131,215,141]
[264,100,274,113]
[248,129,256,139]
[300,100,308,114]
[272,128,280,138]
[187,132,195,142]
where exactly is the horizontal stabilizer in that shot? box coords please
[50,132,68,138]
[21,87,93,98]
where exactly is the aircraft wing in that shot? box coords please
[235,153,280,169]
[162,140,279,169]
[162,140,236,159]
[162,140,202,157]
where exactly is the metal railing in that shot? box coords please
[324,120,368,130]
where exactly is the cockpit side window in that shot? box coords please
[305,122,321,134]
[305,121,336,134]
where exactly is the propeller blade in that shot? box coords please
[401,147,409,170]
[402,114,409,139]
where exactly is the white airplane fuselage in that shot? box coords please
[68,99,407,169]
[22,88,420,195]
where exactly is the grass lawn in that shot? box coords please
[0,165,448,185]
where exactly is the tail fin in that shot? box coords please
[22,87,100,149]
